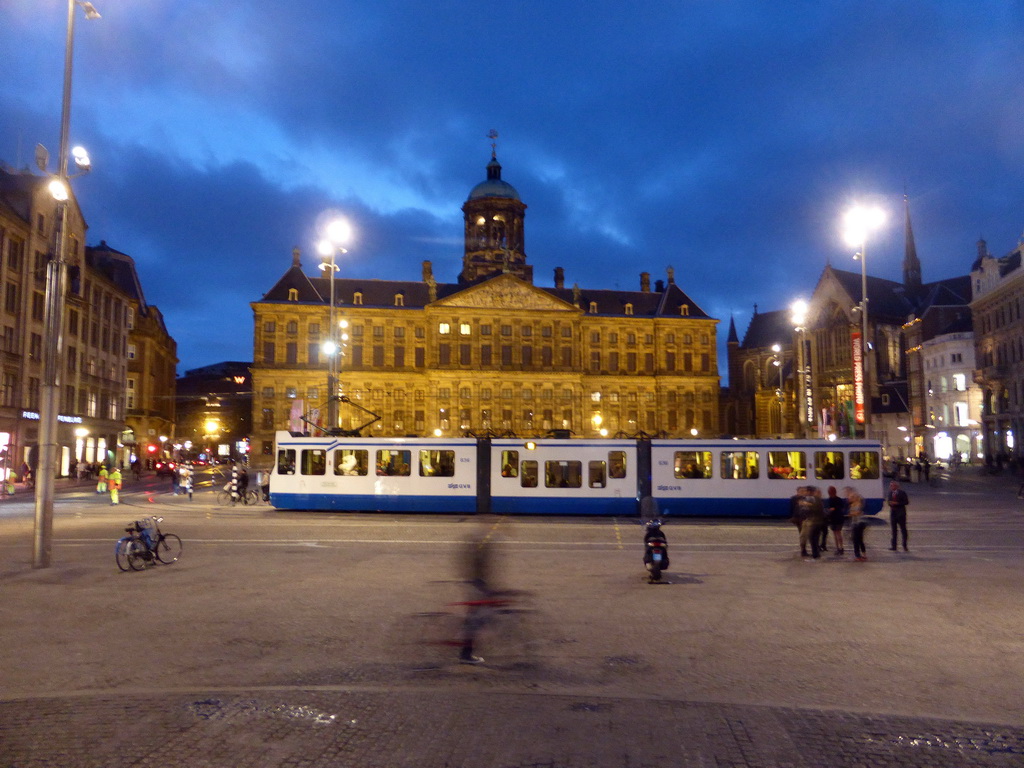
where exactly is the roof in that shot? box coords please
[828,267,970,322]
[467,156,520,201]
[739,309,793,349]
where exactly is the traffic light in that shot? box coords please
[147,444,157,454]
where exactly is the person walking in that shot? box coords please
[887,480,910,551]
[845,487,868,561]
[108,466,122,505]
[824,485,846,555]
[789,486,808,556]
[97,465,108,495]
[179,463,193,500]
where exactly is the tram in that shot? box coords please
[269,431,885,517]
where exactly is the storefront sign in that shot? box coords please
[21,411,83,424]
[851,332,865,425]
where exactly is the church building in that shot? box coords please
[249,148,721,457]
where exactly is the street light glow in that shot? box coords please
[790,299,808,327]
[325,217,352,247]
[842,205,886,247]
[48,179,69,200]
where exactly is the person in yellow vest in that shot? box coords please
[97,465,108,494]
[108,467,122,505]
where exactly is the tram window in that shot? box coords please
[768,451,806,480]
[545,460,582,488]
[420,449,455,477]
[589,461,607,488]
[521,460,538,488]
[501,450,519,477]
[376,449,411,476]
[608,451,627,479]
[674,450,712,479]
[721,451,760,479]
[276,448,296,475]
[814,451,845,480]
[301,449,326,476]
[849,451,880,479]
[332,449,367,476]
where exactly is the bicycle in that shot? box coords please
[114,516,182,571]
[216,488,260,505]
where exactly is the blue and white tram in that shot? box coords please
[269,431,884,517]
[651,439,885,516]
[490,438,638,516]
[271,432,479,513]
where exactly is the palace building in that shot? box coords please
[249,150,721,457]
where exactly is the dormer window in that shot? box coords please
[625,303,634,316]
[354,292,363,305]
[394,293,404,307]
[287,288,298,301]
[680,304,689,316]
[589,301,598,314]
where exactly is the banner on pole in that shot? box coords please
[851,331,865,425]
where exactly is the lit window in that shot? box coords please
[394,294,404,307]
[460,323,471,335]
[625,303,633,315]
[353,292,363,305]
[288,288,298,301]
[589,301,598,313]
[439,322,451,335]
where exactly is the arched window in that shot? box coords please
[354,292,363,305]
[589,301,598,314]
[287,288,298,301]
[624,303,634,316]
[680,304,689,316]
[394,293,404,307]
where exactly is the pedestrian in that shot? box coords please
[887,480,910,552]
[803,486,826,559]
[171,464,180,495]
[458,518,501,665]
[77,461,87,482]
[845,487,868,561]
[789,486,808,556]
[97,465,108,494]
[108,466,122,505]
[825,485,846,555]
[179,463,193,500]
[131,457,142,481]
[239,465,250,499]
[69,458,78,482]
[257,468,271,501]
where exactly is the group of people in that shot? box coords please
[790,481,910,562]
[93,465,123,505]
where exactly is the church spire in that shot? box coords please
[903,193,922,291]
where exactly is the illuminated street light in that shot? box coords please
[33,0,101,569]
[842,204,886,440]
[791,299,812,437]
[318,216,351,433]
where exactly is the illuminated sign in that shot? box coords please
[233,376,245,384]
[22,411,83,424]
[851,332,865,425]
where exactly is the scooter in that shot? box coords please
[642,519,669,583]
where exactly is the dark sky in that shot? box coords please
[3,1,1023,378]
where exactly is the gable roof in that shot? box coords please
[739,309,792,349]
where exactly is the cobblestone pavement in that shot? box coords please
[2,688,1023,767]
[2,468,1023,766]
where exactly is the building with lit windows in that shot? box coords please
[723,309,796,438]
[0,166,156,478]
[249,151,721,457]
[970,236,1024,462]
[176,362,252,463]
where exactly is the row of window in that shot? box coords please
[276,448,457,478]
[671,450,880,480]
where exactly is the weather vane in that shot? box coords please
[487,129,498,159]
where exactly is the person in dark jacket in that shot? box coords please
[887,480,910,551]
[824,485,847,555]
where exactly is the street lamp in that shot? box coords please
[317,217,351,433]
[791,299,811,437]
[771,343,783,437]
[33,0,101,569]
[842,204,886,440]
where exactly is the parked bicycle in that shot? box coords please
[114,516,182,571]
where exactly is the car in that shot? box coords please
[154,460,177,477]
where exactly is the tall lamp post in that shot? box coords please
[791,299,810,438]
[842,204,886,441]
[317,218,351,433]
[770,343,783,437]
[33,0,101,569]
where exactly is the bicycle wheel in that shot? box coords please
[244,489,259,505]
[114,537,132,571]
[155,533,182,564]
[217,489,231,505]
[126,539,148,571]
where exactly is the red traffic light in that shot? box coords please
[147,444,157,453]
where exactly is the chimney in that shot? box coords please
[554,267,565,289]
[640,272,650,293]
[654,279,665,292]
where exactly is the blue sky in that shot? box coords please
[3,1,1023,377]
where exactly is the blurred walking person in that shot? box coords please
[96,465,108,495]
[845,487,868,561]
[887,480,910,551]
[108,466,122,505]
[825,486,846,555]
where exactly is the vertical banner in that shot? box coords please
[802,337,814,427]
[288,399,305,433]
[851,331,865,425]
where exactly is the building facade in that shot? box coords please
[970,237,1024,462]
[722,309,796,438]
[0,167,141,479]
[250,152,721,455]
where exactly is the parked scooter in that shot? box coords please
[643,519,669,583]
